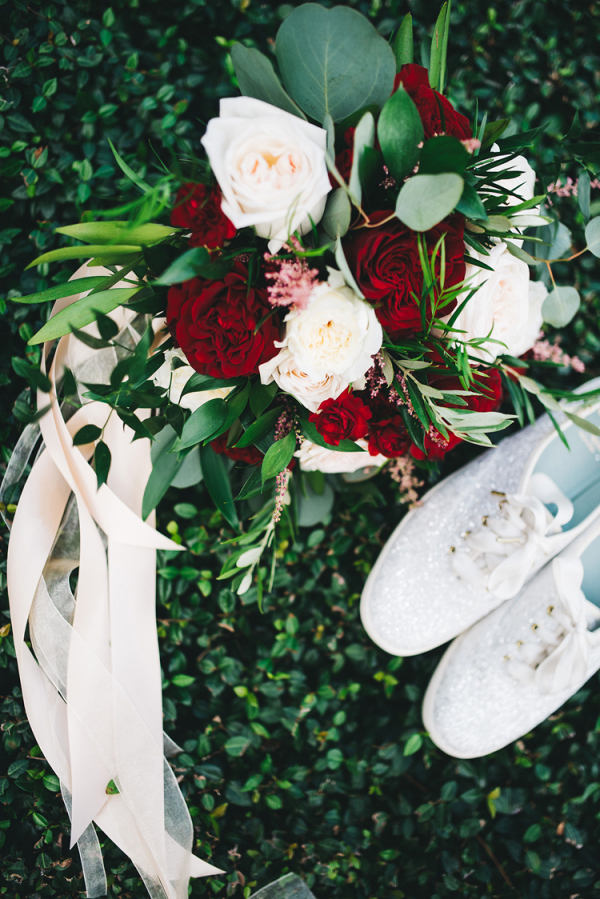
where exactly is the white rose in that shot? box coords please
[296,439,387,474]
[489,144,536,208]
[153,349,233,412]
[279,268,382,386]
[201,97,331,252]
[258,347,348,413]
[455,243,544,360]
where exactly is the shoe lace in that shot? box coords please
[451,472,573,599]
[505,556,600,694]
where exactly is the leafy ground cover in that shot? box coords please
[2,1,600,897]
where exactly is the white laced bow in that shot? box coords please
[506,556,600,694]
[452,472,574,599]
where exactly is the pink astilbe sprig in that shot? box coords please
[388,455,424,508]
[364,353,388,398]
[547,176,600,203]
[461,138,481,154]
[273,469,290,524]
[532,331,585,372]
[264,242,319,310]
[272,404,302,524]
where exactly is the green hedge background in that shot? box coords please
[2,1,600,897]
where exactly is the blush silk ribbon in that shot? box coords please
[5,266,221,898]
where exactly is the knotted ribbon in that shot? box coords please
[452,471,574,599]
[507,555,600,694]
[4,267,221,898]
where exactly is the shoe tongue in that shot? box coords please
[529,471,574,529]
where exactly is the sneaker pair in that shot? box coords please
[361,379,600,758]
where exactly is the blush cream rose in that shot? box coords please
[266,268,383,390]
[258,347,348,413]
[201,97,331,252]
[296,439,387,474]
[454,242,547,360]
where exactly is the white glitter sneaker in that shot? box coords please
[360,379,600,657]
[422,520,600,758]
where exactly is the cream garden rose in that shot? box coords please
[201,97,331,252]
[153,349,233,412]
[258,346,348,413]
[296,439,387,474]
[274,268,383,388]
[454,243,546,360]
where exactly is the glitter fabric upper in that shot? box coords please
[361,414,556,655]
[424,561,600,758]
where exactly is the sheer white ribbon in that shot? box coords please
[6,267,221,897]
[506,556,600,694]
[452,472,574,599]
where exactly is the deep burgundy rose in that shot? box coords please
[211,431,263,466]
[166,262,278,378]
[411,368,503,461]
[344,212,466,337]
[368,415,409,458]
[309,389,372,446]
[365,397,409,458]
[171,183,236,249]
[393,64,471,141]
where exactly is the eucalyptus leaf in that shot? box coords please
[276,4,395,123]
[231,43,306,119]
[334,239,364,298]
[578,170,591,223]
[395,173,463,232]
[322,189,352,240]
[297,480,335,527]
[28,287,141,344]
[585,217,600,258]
[542,285,580,328]
[377,87,423,183]
[348,112,375,205]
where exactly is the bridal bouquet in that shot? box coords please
[6,3,600,897]
[13,3,600,598]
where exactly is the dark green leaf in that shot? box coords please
[377,87,423,183]
[10,277,108,305]
[455,182,489,220]
[419,136,470,175]
[299,419,365,453]
[199,445,239,529]
[236,406,280,448]
[11,357,52,393]
[173,399,228,451]
[73,424,102,446]
[93,441,111,488]
[392,14,413,70]
[261,431,295,484]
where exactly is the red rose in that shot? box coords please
[309,389,372,446]
[166,262,278,378]
[411,368,503,461]
[171,183,236,249]
[366,397,409,458]
[211,431,263,466]
[344,213,466,337]
[393,64,471,141]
